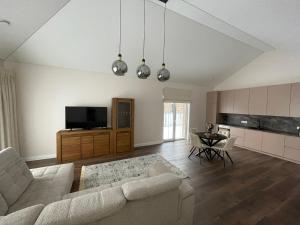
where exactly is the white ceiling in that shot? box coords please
[0,0,70,59]
[5,0,262,86]
[185,0,300,52]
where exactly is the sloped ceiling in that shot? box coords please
[0,0,70,59]
[185,0,300,52]
[3,0,264,86]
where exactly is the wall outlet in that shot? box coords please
[297,126,300,130]
[241,120,248,124]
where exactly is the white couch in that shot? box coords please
[0,147,195,225]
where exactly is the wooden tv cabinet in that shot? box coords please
[56,98,134,163]
[56,129,114,163]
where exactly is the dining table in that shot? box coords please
[196,132,227,160]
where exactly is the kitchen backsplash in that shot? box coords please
[218,113,300,136]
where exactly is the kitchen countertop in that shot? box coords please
[219,123,300,137]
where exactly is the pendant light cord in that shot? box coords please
[118,0,122,55]
[142,0,146,60]
[162,3,166,65]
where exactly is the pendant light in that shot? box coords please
[136,0,151,79]
[157,2,170,82]
[112,0,128,76]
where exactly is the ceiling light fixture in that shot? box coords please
[136,0,151,79]
[112,0,128,76]
[0,20,11,25]
[157,1,170,82]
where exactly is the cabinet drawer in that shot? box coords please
[94,133,110,156]
[284,147,300,162]
[285,136,300,150]
[116,132,131,153]
[244,130,263,151]
[81,136,94,159]
[61,137,81,162]
[262,132,285,156]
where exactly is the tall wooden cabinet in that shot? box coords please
[112,98,134,154]
[57,98,134,163]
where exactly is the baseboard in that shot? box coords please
[134,141,163,148]
[24,154,56,162]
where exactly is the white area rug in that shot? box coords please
[80,154,187,190]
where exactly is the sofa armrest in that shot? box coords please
[178,180,195,225]
[0,204,44,225]
[122,173,181,201]
[35,186,126,225]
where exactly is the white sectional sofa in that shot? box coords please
[0,147,195,225]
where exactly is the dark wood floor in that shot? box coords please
[27,141,300,225]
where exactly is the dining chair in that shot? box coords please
[188,133,208,162]
[212,137,237,168]
[188,128,198,149]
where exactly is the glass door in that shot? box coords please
[163,102,190,141]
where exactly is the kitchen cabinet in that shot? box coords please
[284,136,300,162]
[290,83,300,117]
[218,90,234,114]
[206,92,218,124]
[248,87,267,115]
[267,84,291,117]
[261,132,285,156]
[244,129,263,151]
[233,89,249,114]
[230,127,245,147]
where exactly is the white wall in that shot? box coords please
[8,62,209,160]
[214,50,300,90]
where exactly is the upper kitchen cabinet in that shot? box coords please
[290,83,300,117]
[267,84,291,117]
[218,90,234,114]
[206,92,218,124]
[249,87,267,115]
[233,89,249,114]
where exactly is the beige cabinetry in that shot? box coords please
[284,136,300,162]
[206,91,218,124]
[244,129,263,151]
[261,132,285,156]
[218,90,234,113]
[248,87,267,115]
[233,89,249,114]
[230,127,245,147]
[290,83,300,117]
[267,84,291,117]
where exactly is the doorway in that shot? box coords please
[163,102,190,141]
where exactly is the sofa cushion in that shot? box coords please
[147,162,173,177]
[35,186,126,225]
[0,204,44,225]
[0,147,33,206]
[122,173,181,201]
[0,193,8,216]
[8,163,74,213]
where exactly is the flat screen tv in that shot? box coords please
[65,106,107,129]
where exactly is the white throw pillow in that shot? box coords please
[0,148,33,206]
[0,193,8,216]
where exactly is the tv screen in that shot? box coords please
[65,107,107,129]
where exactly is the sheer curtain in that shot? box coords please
[0,68,19,153]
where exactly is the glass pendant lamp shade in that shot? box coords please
[112,54,128,76]
[112,0,128,76]
[157,63,170,81]
[157,2,170,82]
[137,59,151,79]
[137,0,151,79]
